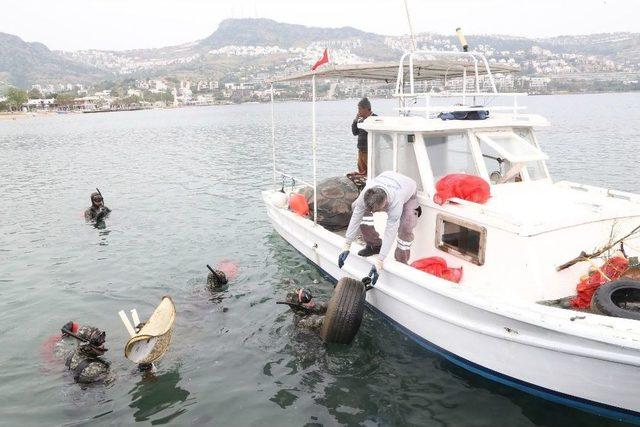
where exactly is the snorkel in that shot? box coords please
[61,321,79,337]
[206,264,228,285]
[276,288,315,313]
[60,325,109,355]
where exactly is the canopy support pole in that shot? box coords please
[311,75,318,225]
[462,68,467,105]
[270,84,276,186]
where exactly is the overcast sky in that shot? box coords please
[2,0,637,51]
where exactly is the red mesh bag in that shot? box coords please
[289,193,310,217]
[571,256,629,308]
[433,174,490,205]
[411,257,463,283]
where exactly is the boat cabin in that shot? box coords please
[268,51,640,306]
[361,108,640,304]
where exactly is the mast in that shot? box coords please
[403,0,417,52]
[311,75,318,225]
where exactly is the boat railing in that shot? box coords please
[274,170,314,190]
[394,50,528,118]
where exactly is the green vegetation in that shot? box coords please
[111,95,141,108]
[142,90,173,103]
[27,88,42,99]
[2,87,28,111]
[53,92,76,108]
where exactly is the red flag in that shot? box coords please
[311,48,329,71]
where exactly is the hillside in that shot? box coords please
[200,18,372,48]
[0,32,108,87]
[1,18,639,88]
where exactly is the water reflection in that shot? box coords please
[128,368,192,424]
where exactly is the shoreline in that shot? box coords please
[2,90,639,119]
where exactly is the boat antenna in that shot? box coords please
[403,0,417,52]
[456,27,469,52]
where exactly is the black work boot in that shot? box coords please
[358,245,381,257]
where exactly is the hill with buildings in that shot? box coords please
[1,18,639,110]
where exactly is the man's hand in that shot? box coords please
[368,266,379,285]
[368,256,383,285]
[338,242,351,269]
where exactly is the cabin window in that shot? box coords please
[514,128,549,180]
[372,133,394,175]
[397,134,423,191]
[424,133,479,181]
[476,131,548,184]
[436,214,486,265]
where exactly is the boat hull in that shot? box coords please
[263,191,640,423]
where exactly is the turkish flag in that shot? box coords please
[311,48,329,71]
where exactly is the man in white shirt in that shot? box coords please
[338,171,421,284]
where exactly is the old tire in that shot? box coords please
[591,280,640,320]
[320,277,366,344]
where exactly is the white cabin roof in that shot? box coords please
[359,113,549,133]
[435,181,640,236]
[271,59,518,83]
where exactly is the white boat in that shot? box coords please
[262,51,640,423]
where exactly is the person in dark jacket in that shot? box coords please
[351,97,376,176]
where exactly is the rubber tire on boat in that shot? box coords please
[591,279,640,321]
[320,277,366,344]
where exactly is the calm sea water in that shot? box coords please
[1,93,639,426]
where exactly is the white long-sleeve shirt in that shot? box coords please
[345,171,417,260]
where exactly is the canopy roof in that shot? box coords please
[271,59,518,83]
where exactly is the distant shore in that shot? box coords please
[3,90,639,120]
[0,111,55,120]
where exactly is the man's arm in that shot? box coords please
[351,118,360,136]
[344,195,366,244]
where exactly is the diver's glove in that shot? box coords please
[368,256,383,285]
[95,207,109,222]
[368,266,379,285]
[338,242,351,269]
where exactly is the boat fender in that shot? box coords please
[591,279,640,321]
[320,277,366,345]
[289,193,309,217]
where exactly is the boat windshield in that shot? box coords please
[424,133,479,181]
[420,129,549,186]
[514,128,549,181]
[397,134,423,191]
[476,130,548,184]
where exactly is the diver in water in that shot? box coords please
[63,325,110,384]
[206,264,228,291]
[281,288,327,330]
[84,190,111,223]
